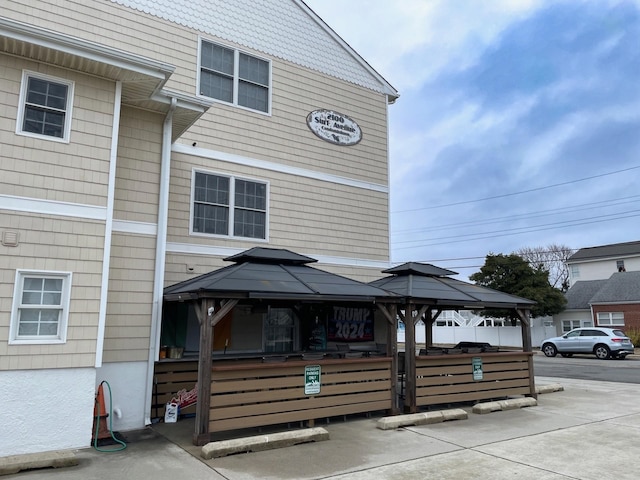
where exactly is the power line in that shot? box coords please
[395,209,640,246]
[394,210,640,250]
[391,165,640,214]
[391,195,640,235]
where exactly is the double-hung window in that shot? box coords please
[10,270,72,344]
[597,312,624,327]
[17,71,74,142]
[192,170,268,239]
[199,39,271,113]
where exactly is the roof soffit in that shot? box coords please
[108,0,398,101]
[0,17,211,141]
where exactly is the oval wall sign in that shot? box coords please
[306,109,362,146]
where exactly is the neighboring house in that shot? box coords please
[0,0,398,456]
[553,272,640,334]
[566,240,640,287]
[555,240,640,336]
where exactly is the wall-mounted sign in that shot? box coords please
[306,109,362,146]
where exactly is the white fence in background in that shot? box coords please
[398,322,558,348]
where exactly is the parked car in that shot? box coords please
[541,327,635,360]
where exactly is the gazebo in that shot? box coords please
[369,262,537,413]
[161,247,400,444]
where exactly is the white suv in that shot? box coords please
[541,327,635,360]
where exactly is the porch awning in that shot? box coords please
[369,262,536,309]
[164,247,399,302]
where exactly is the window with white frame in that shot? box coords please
[199,39,270,113]
[570,265,580,279]
[17,71,74,142]
[192,170,267,239]
[10,270,72,344]
[597,312,624,327]
[562,320,582,332]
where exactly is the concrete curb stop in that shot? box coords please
[472,397,537,414]
[536,383,564,394]
[0,450,78,476]
[376,408,468,430]
[201,427,329,459]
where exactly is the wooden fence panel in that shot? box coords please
[209,358,393,432]
[414,352,534,407]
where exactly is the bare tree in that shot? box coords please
[514,244,576,292]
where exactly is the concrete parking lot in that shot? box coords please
[5,376,640,479]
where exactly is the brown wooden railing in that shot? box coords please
[415,352,534,407]
[153,360,198,418]
[209,357,393,432]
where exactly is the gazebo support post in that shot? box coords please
[377,303,399,413]
[426,307,442,347]
[517,308,537,399]
[403,302,417,413]
[193,298,238,446]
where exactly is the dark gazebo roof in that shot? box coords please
[370,262,536,309]
[164,247,398,302]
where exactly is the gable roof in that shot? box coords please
[370,262,536,309]
[567,240,640,263]
[163,247,398,302]
[108,0,399,101]
[590,271,640,303]
[564,280,607,309]
[564,272,640,308]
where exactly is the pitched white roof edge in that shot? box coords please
[108,0,399,101]
[294,0,399,101]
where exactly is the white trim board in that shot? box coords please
[0,195,106,220]
[166,242,390,270]
[173,143,389,193]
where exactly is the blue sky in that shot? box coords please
[305,0,640,279]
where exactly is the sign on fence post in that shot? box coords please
[472,357,483,381]
[304,365,321,395]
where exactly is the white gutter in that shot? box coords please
[95,81,122,368]
[144,97,177,425]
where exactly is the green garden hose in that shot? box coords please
[93,380,127,452]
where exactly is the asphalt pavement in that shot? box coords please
[5,375,640,479]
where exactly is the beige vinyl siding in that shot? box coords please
[183,61,389,185]
[0,212,103,370]
[2,1,390,181]
[0,55,114,206]
[167,155,389,260]
[102,232,156,362]
[113,107,163,223]
[2,0,197,94]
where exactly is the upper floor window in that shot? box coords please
[199,39,271,113]
[616,260,626,272]
[191,170,268,240]
[17,71,74,142]
[597,312,624,327]
[9,270,72,344]
[570,265,580,279]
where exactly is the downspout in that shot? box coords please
[95,81,122,368]
[385,99,392,267]
[144,97,177,425]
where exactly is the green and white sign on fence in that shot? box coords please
[304,365,321,395]
[472,357,483,381]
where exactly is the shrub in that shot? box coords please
[624,327,640,346]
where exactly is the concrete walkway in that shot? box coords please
[5,376,640,479]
